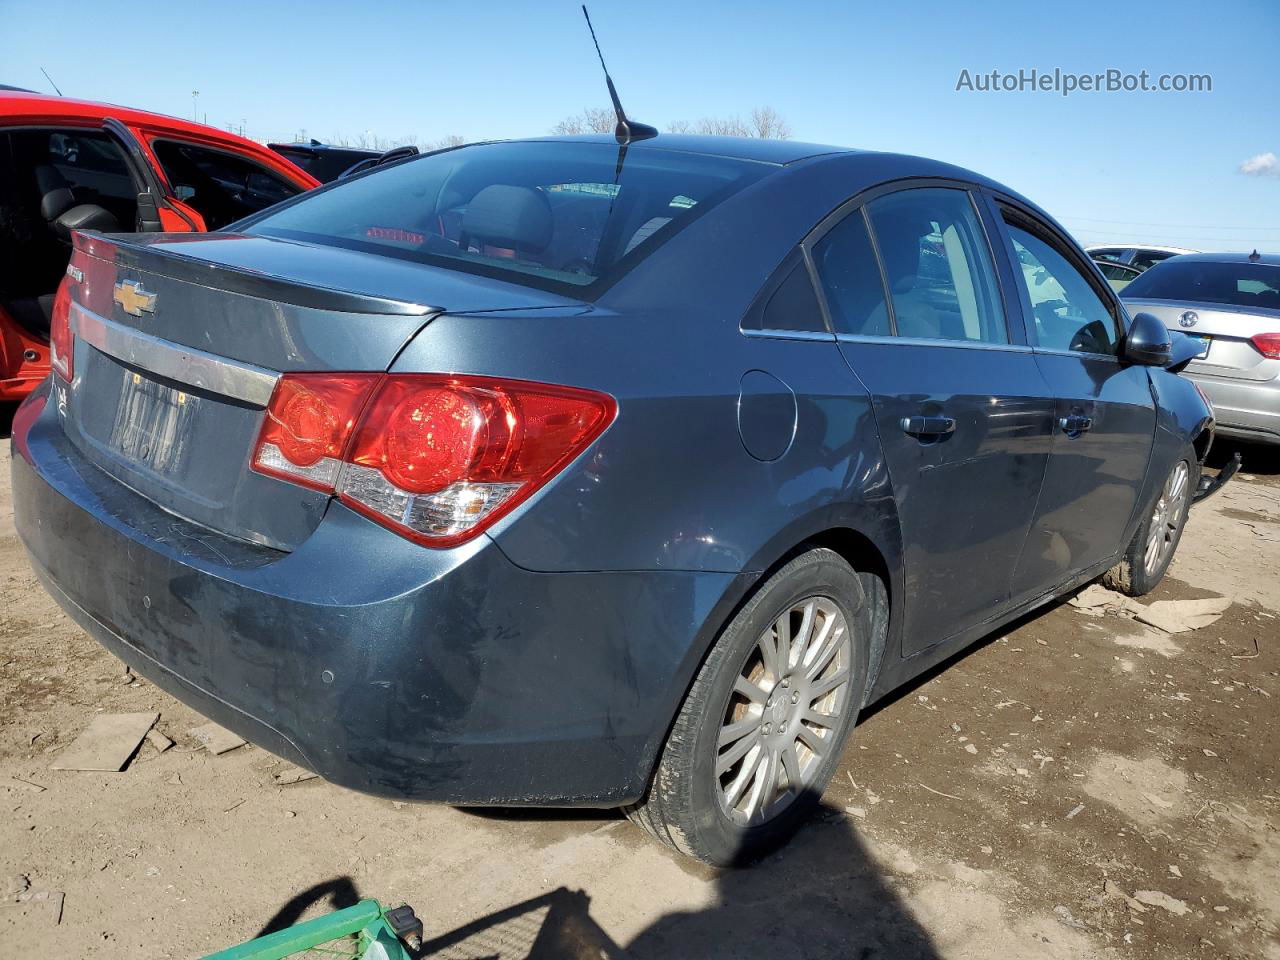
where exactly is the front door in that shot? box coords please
[995,206,1156,601]
[807,185,1055,654]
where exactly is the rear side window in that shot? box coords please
[1089,247,1127,262]
[1130,249,1178,271]
[152,140,302,230]
[273,147,374,183]
[864,188,1007,344]
[1006,221,1122,355]
[812,209,890,337]
[1121,259,1280,311]
[742,252,826,334]
[244,140,766,296]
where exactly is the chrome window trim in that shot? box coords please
[835,333,1032,354]
[741,327,836,342]
[1030,346,1122,363]
[72,302,280,405]
[803,180,1019,346]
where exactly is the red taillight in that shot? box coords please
[1250,333,1280,359]
[251,373,616,546]
[49,275,74,381]
[252,374,381,492]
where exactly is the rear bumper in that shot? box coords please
[1184,371,1280,444]
[11,387,739,805]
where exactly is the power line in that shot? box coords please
[1061,215,1279,232]
[1063,224,1277,247]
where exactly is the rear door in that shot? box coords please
[992,202,1156,600]
[808,184,1055,654]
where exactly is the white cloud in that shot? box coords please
[1239,152,1280,177]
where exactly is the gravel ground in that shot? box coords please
[1,438,1277,960]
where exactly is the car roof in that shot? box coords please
[1,90,264,144]
[1085,243,1198,255]
[0,90,319,187]
[1156,251,1280,266]
[268,141,380,156]
[520,133,858,165]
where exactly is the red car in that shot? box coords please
[0,92,320,402]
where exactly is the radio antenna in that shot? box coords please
[581,6,657,144]
[40,67,63,96]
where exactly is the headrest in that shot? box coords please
[53,203,121,240]
[34,166,76,222]
[874,210,934,294]
[462,185,552,253]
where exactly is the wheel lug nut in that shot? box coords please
[781,678,790,688]
[791,692,799,704]
[763,723,772,734]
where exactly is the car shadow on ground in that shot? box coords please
[245,803,942,959]
[1207,437,1279,476]
[0,402,16,440]
[408,800,942,959]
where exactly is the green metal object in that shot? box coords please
[201,899,422,960]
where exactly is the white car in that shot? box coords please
[1086,244,1198,272]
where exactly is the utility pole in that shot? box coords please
[192,90,199,122]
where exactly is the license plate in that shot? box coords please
[1185,335,1210,359]
[107,370,200,474]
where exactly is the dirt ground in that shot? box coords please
[2,436,1277,960]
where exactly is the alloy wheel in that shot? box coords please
[715,596,853,826]
[1144,461,1190,576]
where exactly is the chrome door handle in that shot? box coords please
[900,415,956,436]
[1058,414,1093,436]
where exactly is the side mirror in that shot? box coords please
[1124,312,1172,366]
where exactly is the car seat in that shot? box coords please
[34,165,121,240]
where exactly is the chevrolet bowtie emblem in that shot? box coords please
[113,280,157,317]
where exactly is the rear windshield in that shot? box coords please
[244,140,766,296]
[1122,259,1280,311]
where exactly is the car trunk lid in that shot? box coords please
[58,231,581,550]
[1124,299,1280,382]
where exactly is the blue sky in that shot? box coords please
[3,0,1277,251]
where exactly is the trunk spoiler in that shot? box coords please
[73,231,439,317]
[1192,452,1241,506]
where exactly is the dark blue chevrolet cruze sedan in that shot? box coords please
[11,134,1223,865]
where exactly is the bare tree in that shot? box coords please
[694,114,751,137]
[326,131,445,151]
[551,107,616,135]
[555,106,791,139]
[425,134,466,151]
[750,106,792,140]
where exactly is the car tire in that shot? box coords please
[1102,456,1198,597]
[627,547,873,866]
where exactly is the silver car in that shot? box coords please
[1122,252,1280,444]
